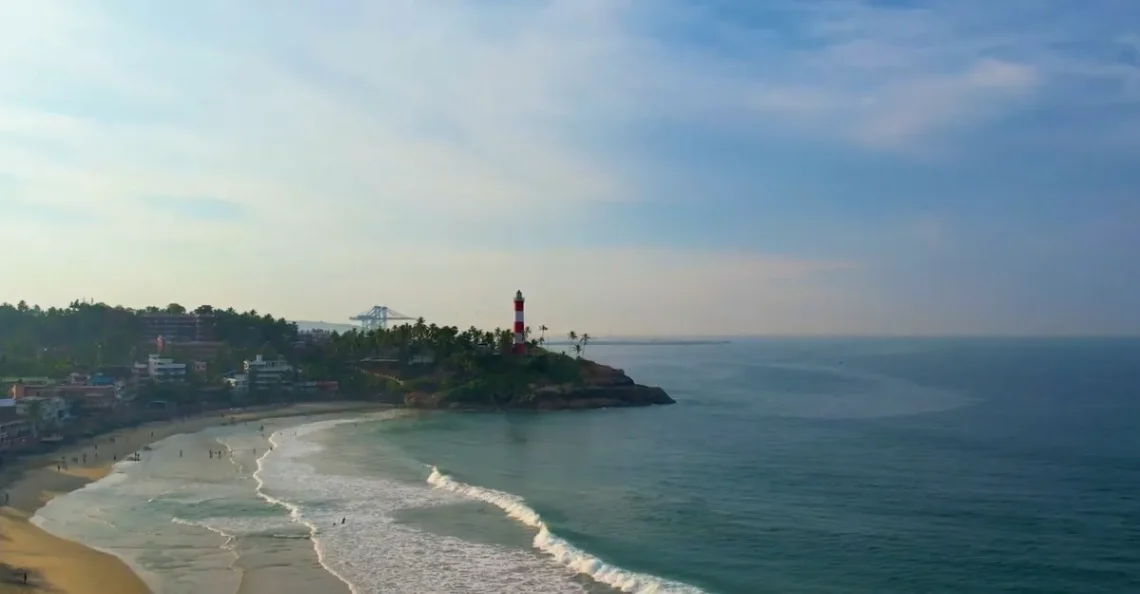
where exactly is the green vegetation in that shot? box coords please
[0,299,597,407]
[0,300,297,378]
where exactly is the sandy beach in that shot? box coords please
[0,402,389,594]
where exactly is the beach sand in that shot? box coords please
[0,402,389,594]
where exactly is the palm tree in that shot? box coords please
[580,333,591,357]
[539,325,548,341]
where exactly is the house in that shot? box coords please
[8,381,57,400]
[244,355,293,390]
[67,372,90,385]
[89,374,116,386]
[14,395,70,426]
[0,406,35,451]
[55,385,120,411]
[224,374,250,395]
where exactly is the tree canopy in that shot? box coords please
[0,301,298,377]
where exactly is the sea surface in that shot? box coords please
[32,338,1140,593]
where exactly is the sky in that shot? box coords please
[1,0,1139,336]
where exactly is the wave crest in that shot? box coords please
[427,466,706,594]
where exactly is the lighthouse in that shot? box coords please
[513,290,526,355]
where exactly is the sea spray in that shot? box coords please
[427,466,707,594]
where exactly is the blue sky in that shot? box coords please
[1,0,1138,335]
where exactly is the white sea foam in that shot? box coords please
[33,413,697,594]
[253,415,591,594]
[31,442,245,594]
[427,467,707,594]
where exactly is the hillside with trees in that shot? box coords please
[0,301,296,378]
[0,300,674,410]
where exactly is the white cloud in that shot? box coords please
[851,59,1038,149]
[0,0,1132,333]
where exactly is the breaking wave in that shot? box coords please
[252,415,591,593]
[428,466,706,594]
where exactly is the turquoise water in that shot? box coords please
[34,339,1140,593]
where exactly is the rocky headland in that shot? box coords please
[403,359,676,411]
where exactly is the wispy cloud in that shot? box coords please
[1,1,1137,333]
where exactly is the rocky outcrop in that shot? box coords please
[524,383,675,410]
[402,360,676,411]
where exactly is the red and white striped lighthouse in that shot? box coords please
[513,290,526,355]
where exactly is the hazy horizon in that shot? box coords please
[3,1,1138,336]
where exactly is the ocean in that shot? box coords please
[31,338,1140,593]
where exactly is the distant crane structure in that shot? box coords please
[350,306,416,331]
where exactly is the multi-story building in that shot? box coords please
[140,313,217,342]
[145,354,187,383]
[55,385,121,411]
[9,380,57,399]
[0,406,35,451]
[244,355,293,391]
[15,395,70,425]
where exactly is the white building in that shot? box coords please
[15,396,69,426]
[147,354,187,382]
[244,355,293,390]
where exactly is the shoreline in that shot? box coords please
[0,401,390,594]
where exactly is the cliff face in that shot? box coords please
[403,360,676,410]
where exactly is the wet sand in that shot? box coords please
[0,402,389,594]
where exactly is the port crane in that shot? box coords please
[350,306,416,331]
